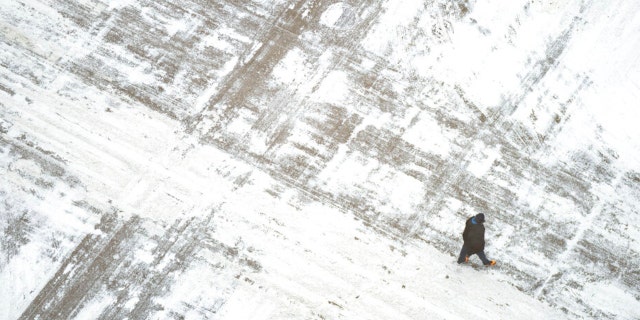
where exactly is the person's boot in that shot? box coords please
[484,260,496,266]
[457,255,470,264]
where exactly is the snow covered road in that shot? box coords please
[1,0,639,319]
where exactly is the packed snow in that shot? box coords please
[1,0,639,319]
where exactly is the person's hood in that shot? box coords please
[472,213,485,224]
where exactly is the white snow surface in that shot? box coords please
[1,0,640,319]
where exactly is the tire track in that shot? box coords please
[19,214,139,319]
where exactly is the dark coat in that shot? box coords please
[462,217,485,254]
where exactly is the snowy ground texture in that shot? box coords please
[1,0,640,319]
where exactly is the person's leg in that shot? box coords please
[457,245,469,263]
[476,251,491,265]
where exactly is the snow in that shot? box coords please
[0,187,95,318]
[194,56,239,112]
[127,64,156,84]
[272,48,310,85]
[73,293,117,320]
[313,70,350,104]
[208,193,565,320]
[107,0,136,11]
[320,3,347,27]
[2,0,640,319]
[582,281,640,319]
[466,142,501,178]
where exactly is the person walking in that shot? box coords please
[457,213,496,266]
